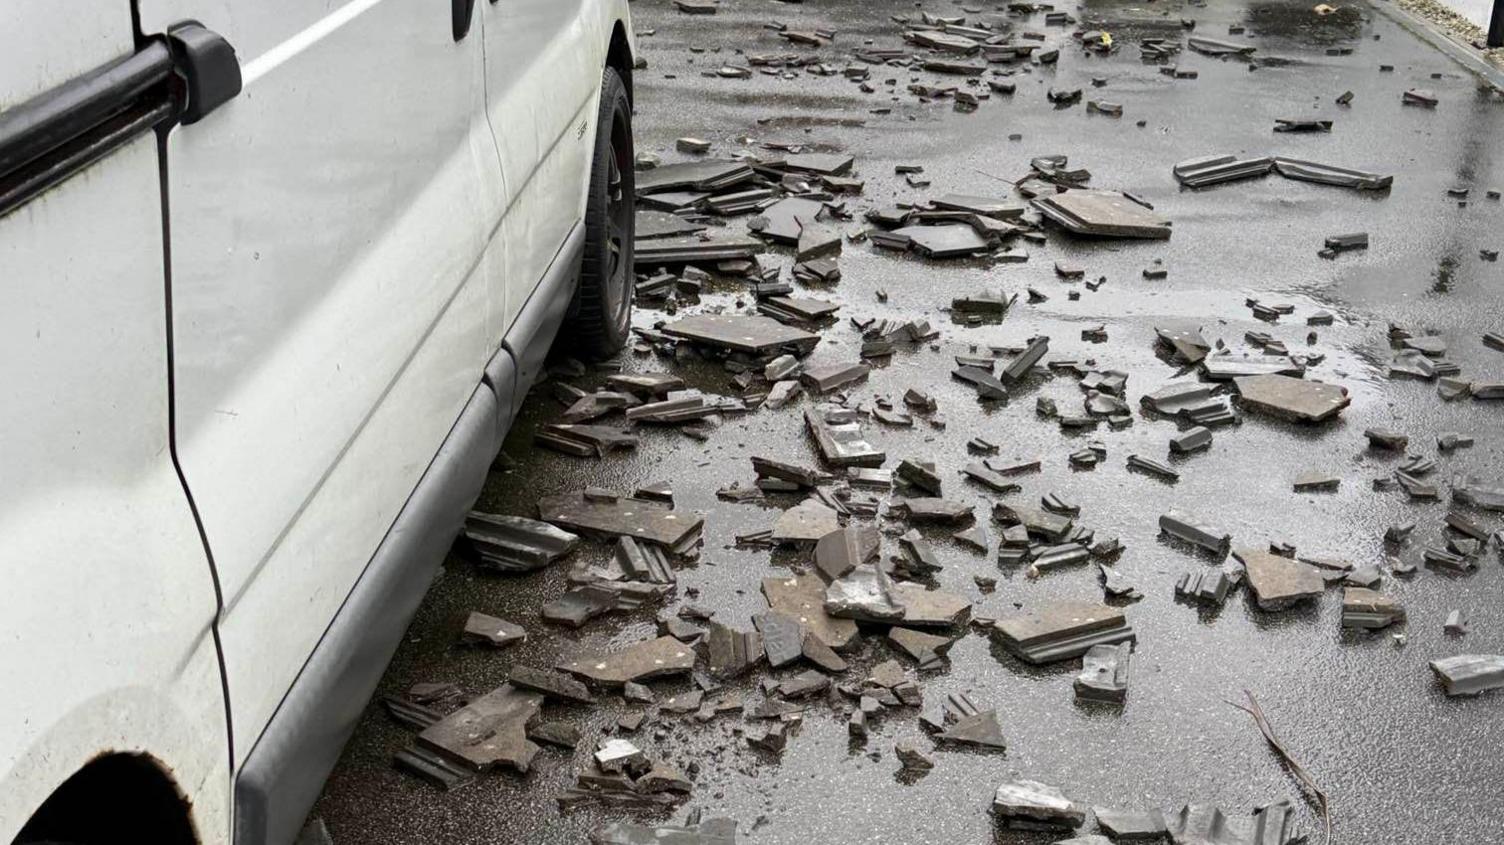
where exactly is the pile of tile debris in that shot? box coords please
[346,4,1504,842]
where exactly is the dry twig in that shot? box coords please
[1227,689,1332,845]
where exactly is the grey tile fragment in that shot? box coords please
[703,622,763,679]
[777,669,831,699]
[762,574,859,651]
[892,497,975,524]
[1034,190,1171,239]
[507,665,594,704]
[1074,642,1131,703]
[753,612,805,669]
[1093,807,1168,840]
[1445,610,1468,635]
[558,636,696,687]
[1234,375,1350,422]
[538,491,703,553]
[825,564,906,622]
[662,314,819,356]
[801,362,870,393]
[993,601,1135,664]
[461,612,527,648]
[937,709,1006,750]
[417,684,543,774]
[992,780,1085,830]
[771,499,840,544]
[1164,802,1302,845]
[464,512,580,573]
[887,626,954,670]
[1176,570,1233,605]
[1341,587,1405,629]
[1127,454,1179,481]
[805,404,886,467]
[542,585,626,627]
[594,738,648,775]
[1170,426,1213,453]
[589,816,738,845]
[1430,654,1504,696]
[894,740,934,772]
[1236,548,1324,610]
[1160,510,1231,553]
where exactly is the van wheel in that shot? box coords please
[564,66,634,360]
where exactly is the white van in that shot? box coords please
[0,2,635,842]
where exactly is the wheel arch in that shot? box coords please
[605,19,634,105]
[14,752,198,845]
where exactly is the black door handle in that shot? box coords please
[0,22,239,219]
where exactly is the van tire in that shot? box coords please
[563,66,634,360]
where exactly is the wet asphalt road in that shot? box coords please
[314,1,1504,842]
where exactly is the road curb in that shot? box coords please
[1366,0,1504,88]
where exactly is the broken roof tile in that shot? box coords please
[464,512,580,573]
[993,601,1134,664]
[558,636,697,686]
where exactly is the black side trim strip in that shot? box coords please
[0,99,174,218]
[0,42,173,176]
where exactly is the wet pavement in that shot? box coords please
[314,1,1504,841]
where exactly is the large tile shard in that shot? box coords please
[1201,357,1305,381]
[507,665,595,704]
[703,622,763,679]
[890,581,971,627]
[892,497,974,524]
[1094,807,1169,840]
[762,574,860,651]
[1034,189,1171,239]
[1272,157,1393,190]
[825,565,906,622]
[558,636,697,686]
[662,314,819,356]
[541,584,637,628]
[771,499,840,544]
[1234,375,1350,423]
[892,223,992,258]
[814,526,880,580]
[887,626,954,669]
[1341,587,1405,629]
[1173,154,1274,187]
[635,209,707,240]
[992,780,1086,830]
[636,159,754,195]
[1430,654,1504,696]
[749,197,826,244]
[634,234,764,265]
[1157,326,1211,364]
[1235,548,1325,610]
[993,601,1135,664]
[416,684,543,773]
[464,512,580,573]
[1164,802,1301,845]
[805,405,885,467]
[753,612,805,668]
[936,709,1006,749]
[932,193,1027,219]
[462,612,527,648]
[996,504,1074,542]
[538,491,703,553]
